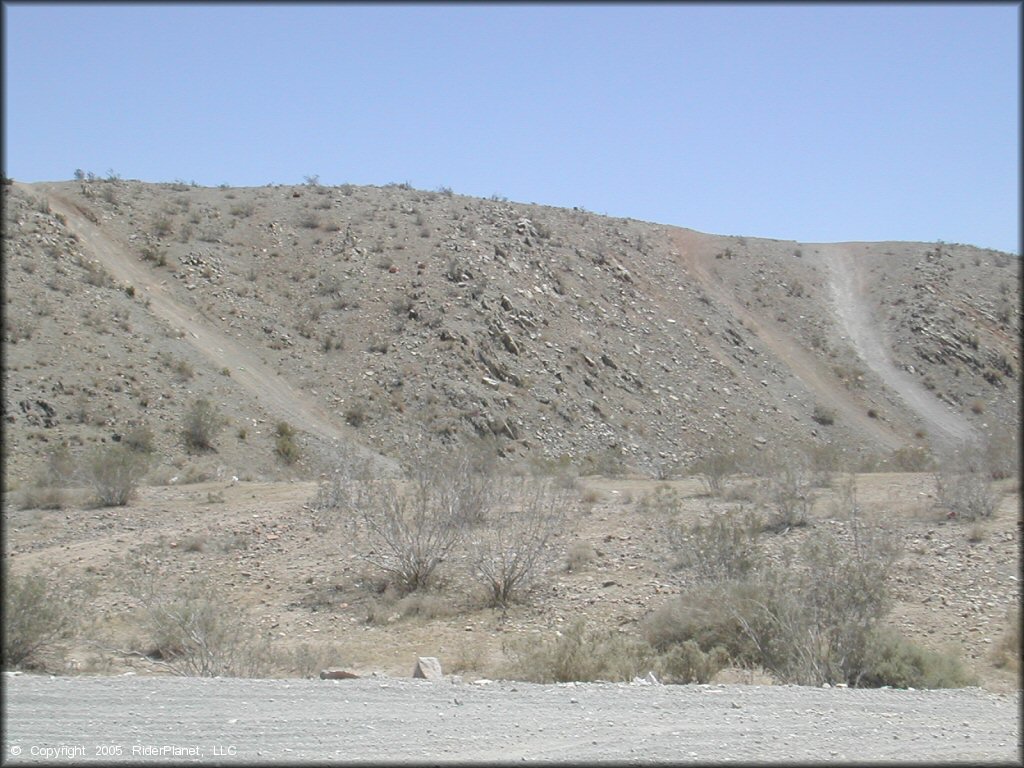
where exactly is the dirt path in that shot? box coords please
[821,243,977,451]
[24,183,396,473]
[3,674,1018,763]
[670,228,905,451]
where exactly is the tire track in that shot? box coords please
[26,182,397,473]
[822,243,977,450]
[671,228,905,451]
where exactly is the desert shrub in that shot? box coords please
[344,401,368,427]
[647,517,904,687]
[642,581,764,666]
[182,398,226,451]
[274,421,300,464]
[668,506,764,581]
[18,445,76,509]
[3,566,79,669]
[981,424,1019,481]
[565,540,597,572]
[856,627,976,688]
[469,477,569,606]
[502,618,653,683]
[934,463,998,521]
[688,445,742,494]
[128,578,271,677]
[758,447,815,531]
[811,405,836,426]
[654,640,730,685]
[990,607,1020,672]
[87,443,149,506]
[316,450,487,593]
[122,421,155,454]
[886,445,934,472]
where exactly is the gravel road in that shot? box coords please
[3,673,1019,763]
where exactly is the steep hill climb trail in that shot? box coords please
[671,228,905,451]
[27,183,396,473]
[821,243,977,451]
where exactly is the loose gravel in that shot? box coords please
[3,673,1020,763]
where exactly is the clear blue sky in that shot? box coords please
[3,3,1019,253]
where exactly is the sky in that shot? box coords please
[3,3,1020,253]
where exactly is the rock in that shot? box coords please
[412,656,443,681]
[320,669,359,680]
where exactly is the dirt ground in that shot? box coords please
[3,674,1019,763]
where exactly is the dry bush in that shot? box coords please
[990,607,1020,672]
[688,444,744,494]
[667,505,764,581]
[315,449,487,593]
[274,421,300,465]
[856,628,976,688]
[182,398,226,452]
[3,566,80,670]
[18,445,77,510]
[501,619,653,683]
[934,442,999,521]
[87,443,149,507]
[565,540,598,572]
[653,640,730,685]
[647,494,911,687]
[469,477,569,607]
[758,447,815,531]
[119,576,272,677]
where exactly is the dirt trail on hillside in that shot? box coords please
[26,183,397,473]
[821,243,977,451]
[670,229,904,451]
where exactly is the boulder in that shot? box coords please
[412,657,443,681]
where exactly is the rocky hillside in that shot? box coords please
[2,178,1019,484]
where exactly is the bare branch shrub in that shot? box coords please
[469,477,569,606]
[315,450,488,593]
[688,443,743,494]
[118,576,271,677]
[934,441,999,520]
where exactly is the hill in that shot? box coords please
[3,178,1019,483]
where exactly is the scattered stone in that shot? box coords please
[320,669,359,680]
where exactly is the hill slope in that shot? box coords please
[2,179,1019,483]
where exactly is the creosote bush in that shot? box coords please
[274,421,300,464]
[3,566,80,670]
[182,398,226,452]
[87,443,150,506]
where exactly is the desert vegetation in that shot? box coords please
[1,179,1019,691]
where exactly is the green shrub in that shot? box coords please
[856,628,977,688]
